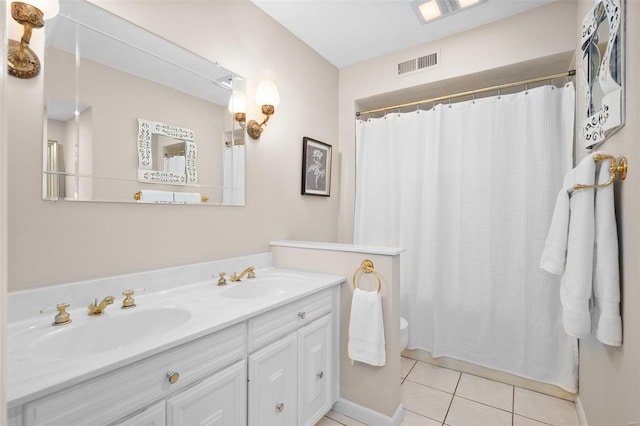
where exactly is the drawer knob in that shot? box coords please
[167,371,180,384]
[297,311,306,319]
[317,371,324,379]
[275,402,285,413]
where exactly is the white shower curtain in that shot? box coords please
[354,84,578,391]
[223,144,245,205]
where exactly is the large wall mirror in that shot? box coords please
[579,0,624,149]
[43,0,246,205]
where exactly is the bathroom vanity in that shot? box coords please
[7,261,343,426]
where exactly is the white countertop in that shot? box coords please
[7,267,344,407]
[270,240,405,256]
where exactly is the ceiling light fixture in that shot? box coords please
[412,0,487,25]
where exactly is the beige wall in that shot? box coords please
[7,0,339,291]
[576,1,640,424]
[337,1,578,242]
[272,246,402,420]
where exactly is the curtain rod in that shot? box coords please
[355,69,576,117]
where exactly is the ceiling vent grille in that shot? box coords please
[397,51,439,76]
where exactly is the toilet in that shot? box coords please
[400,317,409,352]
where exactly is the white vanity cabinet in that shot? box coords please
[117,401,166,426]
[248,288,336,426]
[165,360,247,425]
[9,283,340,426]
[19,324,246,426]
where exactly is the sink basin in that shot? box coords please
[29,307,192,359]
[221,277,305,299]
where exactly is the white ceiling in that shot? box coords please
[251,0,556,69]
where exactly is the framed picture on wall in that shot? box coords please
[301,137,332,196]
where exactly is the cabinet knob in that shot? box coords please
[297,311,306,319]
[167,371,180,384]
[275,402,285,413]
[317,371,324,379]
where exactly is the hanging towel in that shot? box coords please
[137,189,174,203]
[592,157,622,346]
[540,153,622,346]
[173,192,202,204]
[348,288,386,366]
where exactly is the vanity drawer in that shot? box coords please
[23,323,246,426]
[248,289,332,352]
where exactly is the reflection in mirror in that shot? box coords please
[580,0,624,148]
[137,119,197,185]
[43,0,246,205]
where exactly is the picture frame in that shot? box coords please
[301,137,332,196]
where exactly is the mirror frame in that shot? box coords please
[137,119,197,185]
[580,0,624,148]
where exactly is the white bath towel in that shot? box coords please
[137,189,174,203]
[592,157,622,346]
[540,153,622,346]
[348,288,386,366]
[173,192,202,204]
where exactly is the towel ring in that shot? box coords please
[352,260,382,293]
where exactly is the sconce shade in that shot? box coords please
[246,74,280,140]
[255,81,280,107]
[28,0,60,19]
[228,92,247,114]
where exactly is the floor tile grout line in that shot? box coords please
[512,386,515,426]
[453,394,514,415]
[441,372,462,424]
[404,407,447,425]
[403,377,456,395]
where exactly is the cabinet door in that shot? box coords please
[166,360,246,426]
[116,401,166,426]
[297,314,332,426]
[248,333,298,426]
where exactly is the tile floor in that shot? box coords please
[316,357,581,426]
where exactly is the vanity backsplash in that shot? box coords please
[8,253,273,323]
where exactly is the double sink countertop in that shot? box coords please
[8,267,345,407]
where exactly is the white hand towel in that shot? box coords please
[172,156,186,175]
[592,157,622,346]
[138,189,173,203]
[348,288,386,367]
[173,192,202,204]
[540,155,596,338]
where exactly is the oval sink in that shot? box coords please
[221,278,304,299]
[29,308,191,359]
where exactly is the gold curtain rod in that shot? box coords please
[355,69,576,117]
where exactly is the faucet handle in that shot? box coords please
[121,288,144,309]
[41,303,72,326]
[217,272,227,286]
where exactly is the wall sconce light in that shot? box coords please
[246,75,280,140]
[8,0,59,79]
[229,92,247,129]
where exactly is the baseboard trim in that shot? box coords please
[332,398,404,426]
[575,395,588,426]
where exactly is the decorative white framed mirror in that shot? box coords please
[580,0,624,148]
[137,119,197,185]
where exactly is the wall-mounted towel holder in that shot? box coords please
[133,191,209,203]
[574,154,627,190]
[352,259,382,293]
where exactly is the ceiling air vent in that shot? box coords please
[397,51,439,76]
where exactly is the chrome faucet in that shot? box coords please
[230,266,256,282]
[88,296,115,316]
